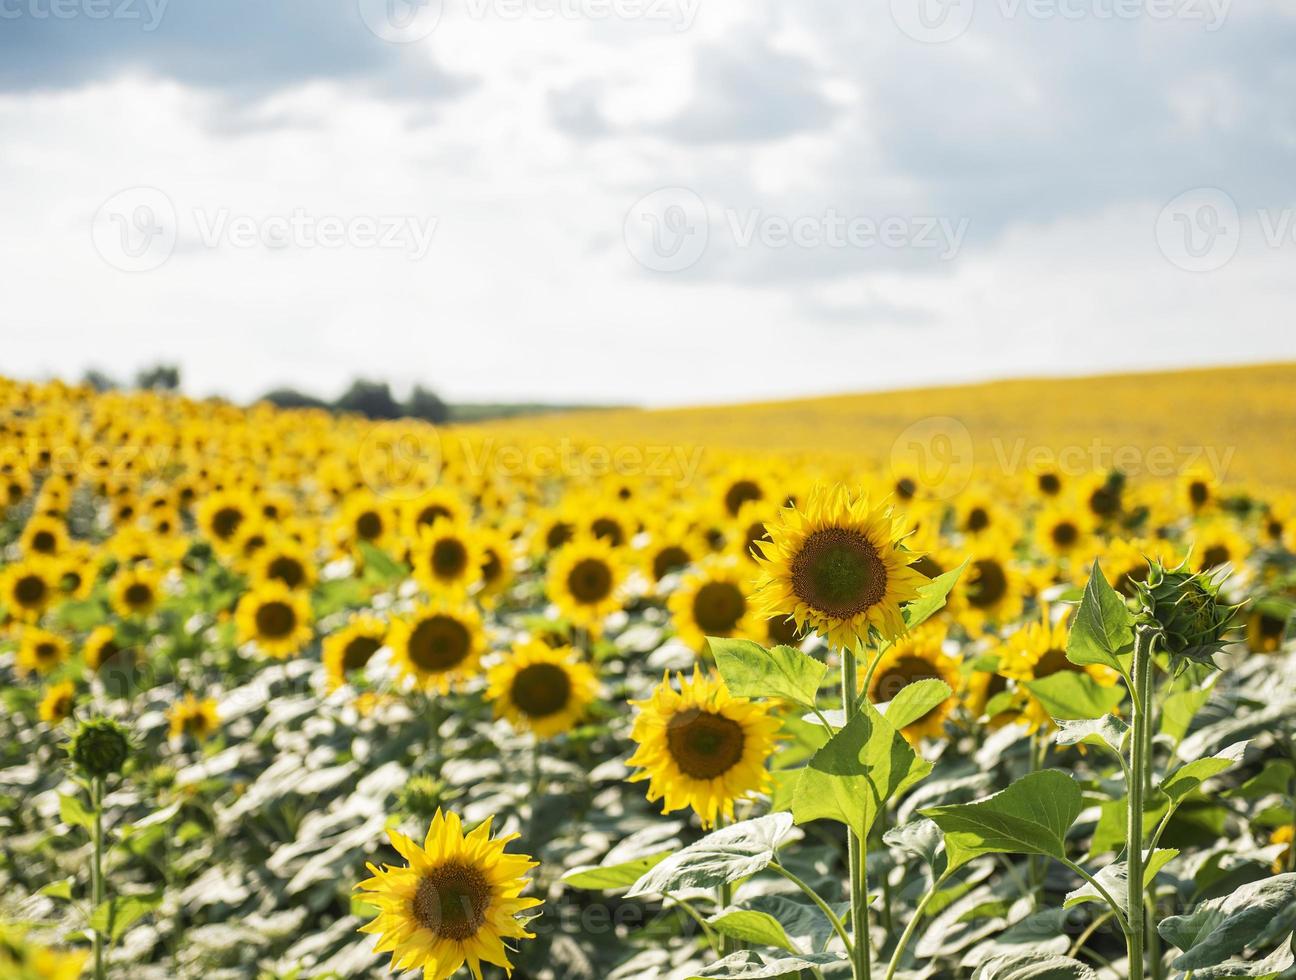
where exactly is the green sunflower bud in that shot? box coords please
[1133,560,1238,668]
[68,717,131,779]
[398,775,452,818]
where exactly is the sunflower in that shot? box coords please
[638,521,703,591]
[402,487,470,541]
[546,537,628,636]
[38,680,77,724]
[1077,473,1124,523]
[717,469,769,518]
[1035,503,1094,560]
[866,623,959,742]
[250,536,317,591]
[54,545,98,600]
[955,489,1011,541]
[667,556,758,653]
[947,541,1025,636]
[389,602,486,693]
[1191,521,1250,573]
[1271,825,1294,874]
[1179,466,1217,515]
[532,509,576,557]
[474,527,516,603]
[1024,462,1066,500]
[581,498,635,549]
[356,810,541,980]
[323,616,388,691]
[16,627,69,676]
[486,640,599,738]
[337,493,395,555]
[1261,494,1295,550]
[235,581,314,658]
[962,668,1028,730]
[413,520,483,597]
[168,693,220,740]
[627,666,780,828]
[2,556,61,622]
[83,624,132,673]
[998,608,1120,731]
[751,483,929,648]
[1245,607,1289,653]
[196,490,253,555]
[19,514,70,557]
[109,565,163,619]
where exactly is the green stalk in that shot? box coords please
[91,776,106,980]
[1127,628,1155,980]
[717,813,735,955]
[842,647,872,980]
[883,870,951,980]
[769,862,854,957]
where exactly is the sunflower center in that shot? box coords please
[413,862,492,941]
[509,662,572,718]
[481,549,503,584]
[1200,545,1230,569]
[653,545,690,581]
[355,511,384,541]
[1267,519,1284,540]
[666,708,745,780]
[567,558,612,604]
[1189,481,1209,507]
[431,538,469,578]
[872,655,941,704]
[1257,613,1285,640]
[546,521,574,550]
[967,559,1008,609]
[1089,487,1120,518]
[790,527,887,619]
[692,581,746,635]
[124,583,154,609]
[591,518,624,547]
[14,574,47,606]
[407,615,471,672]
[1038,473,1061,495]
[966,507,990,533]
[255,600,297,639]
[724,480,762,517]
[212,506,243,540]
[31,530,56,553]
[766,615,801,646]
[342,635,382,672]
[35,642,59,662]
[416,504,453,529]
[1034,648,1082,677]
[894,477,917,500]
[1051,522,1078,548]
[266,556,305,589]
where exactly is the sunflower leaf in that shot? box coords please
[1063,849,1179,915]
[626,813,795,898]
[706,908,798,953]
[686,950,845,979]
[878,678,953,731]
[1160,741,1251,804]
[1160,872,1296,969]
[1025,672,1125,721]
[1066,562,1135,673]
[971,951,1098,979]
[711,638,827,709]
[58,792,94,832]
[921,770,1082,872]
[901,559,968,634]
[792,700,932,841]
[1054,715,1130,755]
[562,851,673,891]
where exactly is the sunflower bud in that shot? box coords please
[68,717,131,779]
[1133,560,1237,667]
[398,775,452,819]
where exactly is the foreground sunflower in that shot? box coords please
[235,581,314,658]
[485,639,598,738]
[751,484,928,648]
[866,623,959,742]
[357,810,541,980]
[1,556,60,622]
[627,667,779,828]
[412,520,482,597]
[389,602,486,693]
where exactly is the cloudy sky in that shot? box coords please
[1,0,1294,406]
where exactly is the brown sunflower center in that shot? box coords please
[355,511,384,541]
[1050,521,1079,548]
[871,655,942,704]
[342,635,382,672]
[35,641,59,662]
[766,615,801,646]
[431,538,469,579]
[591,518,624,547]
[724,480,762,517]
[415,504,453,529]
[266,555,306,589]
[31,530,57,553]
[967,558,1008,609]
[1089,486,1120,518]
[666,708,746,779]
[1189,481,1209,507]
[412,862,492,941]
[1257,613,1286,640]
[894,477,917,500]
[1038,473,1061,495]
[407,615,471,672]
[1034,648,1082,678]
[509,662,573,718]
[124,582,155,609]
[211,506,243,541]
[546,521,574,550]
[692,581,746,635]
[255,600,297,639]
[567,558,612,604]
[790,527,887,619]
[1201,545,1230,569]
[14,574,48,607]
[965,507,990,533]
[653,546,691,581]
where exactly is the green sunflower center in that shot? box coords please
[666,708,746,779]
[342,635,382,673]
[14,574,48,607]
[567,558,612,605]
[255,600,297,639]
[692,581,746,635]
[407,615,471,672]
[653,545,691,581]
[509,662,573,718]
[431,537,469,579]
[790,527,887,619]
[724,479,762,517]
[413,862,492,941]
[266,555,306,589]
[967,559,1008,609]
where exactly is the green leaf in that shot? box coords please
[1229,759,1295,800]
[711,638,827,709]
[1054,716,1129,755]
[1066,562,1135,672]
[1160,872,1296,970]
[88,894,162,943]
[59,792,94,831]
[1160,741,1250,803]
[358,542,407,583]
[971,951,1098,979]
[1025,671,1125,721]
[1063,849,1179,915]
[1089,796,1170,857]
[879,678,953,731]
[39,878,75,900]
[562,852,671,891]
[792,701,932,841]
[922,770,1082,871]
[883,817,946,871]
[706,909,797,952]
[687,950,845,979]
[626,814,795,898]
[1160,682,1216,744]
[901,560,968,633]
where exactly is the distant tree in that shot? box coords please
[259,388,331,411]
[136,364,180,391]
[81,369,119,392]
[405,385,449,424]
[334,379,402,420]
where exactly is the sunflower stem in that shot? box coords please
[91,775,106,980]
[842,646,872,980]
[1127,627,1156,980]
[883,869,950,980]
[716,813,735,955]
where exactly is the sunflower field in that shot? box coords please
[2,373,1296,980]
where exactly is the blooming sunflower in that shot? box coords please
[1191,520,1250,573]
[323,616,389,691]
[20,514,70,557]
[235,581,314,658]
[627,667,779,828]
[1179,466,1217,515]
[545,536,628,636]
[667,556,758,653]
[168,693,220,740]
[389,602,486,693]
[196,489,253,556]
[1245,607,1289,653]
[250,536,317,592]
[866,623,959,742]
[17,627,69,676]
[38,680,77,724]
[357,810,541,980]
[474,527,516,604]
[947,541,1025,636]
[2,556,61,622]
[1034,503,1094,560]
[109,565,163,619]
[485,639,598,738]
[751,484,929,648]
[402,487,470,541]
[413,520,483,597]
